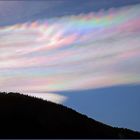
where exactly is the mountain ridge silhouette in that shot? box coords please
[0,92,139,139]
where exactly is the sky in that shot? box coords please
[0,0,140,131]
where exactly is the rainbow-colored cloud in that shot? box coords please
[0,4,140,103]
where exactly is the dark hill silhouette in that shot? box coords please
[0,92,139,139]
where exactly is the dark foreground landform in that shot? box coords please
[0,92,140,139]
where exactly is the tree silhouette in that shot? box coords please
[0,92,139,138]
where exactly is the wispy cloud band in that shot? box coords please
[0,4,140,94]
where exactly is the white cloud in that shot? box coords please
[22,92,67,104]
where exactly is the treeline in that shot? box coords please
[0,92,139,138]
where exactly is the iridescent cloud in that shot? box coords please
[0,4,140,102]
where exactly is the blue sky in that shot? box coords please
[0,0,140,26]
[0,0,140,131]
[58,84,140,131]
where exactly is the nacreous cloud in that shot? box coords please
[0,4,140,98]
